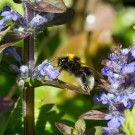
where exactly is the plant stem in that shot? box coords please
[23,35,35,135]
[23,86,34,135]
[23,3,35,135]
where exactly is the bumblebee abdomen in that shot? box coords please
[82,66,92,76]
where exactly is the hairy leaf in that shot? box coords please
[55,122,73,135]
[26,0,67,13]
[45,8,74,27]
[24,78,90,95]
[0,26,11,42]
[75,119,86,135]
[79,109,107,120]
[0,32,27,45]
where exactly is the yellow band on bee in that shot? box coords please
[66,54,75,61]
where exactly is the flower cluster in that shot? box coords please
[20,61,60,81]
[0,5,52,33]
[0,6,21,31]
[0,5,46,33]
[94,45,135,134]
[30,14,48,28]
[2,46,60,82]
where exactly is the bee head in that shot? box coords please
[57,57,68,66]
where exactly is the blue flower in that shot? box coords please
[36,61,60,80]
[94,92,115,105]
[30,14,48,28]
[19,61,60,81]
[101,45,135,91]
[102,127,119,135]
[43,64,60,80]
[94,45,135,133]
[114,92,130,108]
[122,62,135,75]
[3,46,22,66]
[93,94,101,104]
[20,65,29,78]
[0,6,21,31]
[0,6,11,15]
[128,45,135,62]
[114,92,135,108]
[104,112,125,128]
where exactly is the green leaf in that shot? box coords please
[0,26,11,42]
[95,126,102,135]
[36,104,65,134]
[122,105,135,135]
[75,119,86,135]
[84,126,102,135]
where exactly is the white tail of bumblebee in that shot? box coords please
[88,75,95,90]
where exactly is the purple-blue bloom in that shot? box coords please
[30,14,48,28]
[101,45,135,91]
[20,65,29,78]
[20,61,60,80]
[102,127,120,135]
[0,6,11,15]
[3,46,22,66]
[95,92,115,105]
[122,62,135,75]
[43,64,60,80]
[114,92,131,108]
[104,112,125,128]
[128,45,135,61]
[36,61,60,80]
[0,6,21,31]
[94,45,135,134]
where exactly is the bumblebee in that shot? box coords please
[57,54,95,91]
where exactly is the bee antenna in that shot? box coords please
[54,56,59,60]
[48,57,59,63]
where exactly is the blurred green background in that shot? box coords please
[0,0,135,134]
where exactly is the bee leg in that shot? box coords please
[81,74,90,92]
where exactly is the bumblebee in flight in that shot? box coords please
[57,54,95,91]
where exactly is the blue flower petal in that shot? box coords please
[122,62,135,75]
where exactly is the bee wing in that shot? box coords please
[80,61,103,79]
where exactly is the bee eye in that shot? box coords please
[62,59,66,62]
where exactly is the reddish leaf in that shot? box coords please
[79,109,107,120]
[0,43,14,53]
[0,32,27,45]
[46,8,74,27]
[26,0,67,13]
[55,122,73,134]
[0,32,28,53]
[0,96,14,114]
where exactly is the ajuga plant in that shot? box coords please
[1,1,135,135]
[0,0,75,135]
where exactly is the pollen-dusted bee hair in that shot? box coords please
[57,54,95,91]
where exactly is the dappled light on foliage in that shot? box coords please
[0,0,135,135]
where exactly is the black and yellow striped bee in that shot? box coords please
[56,54,95,92]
